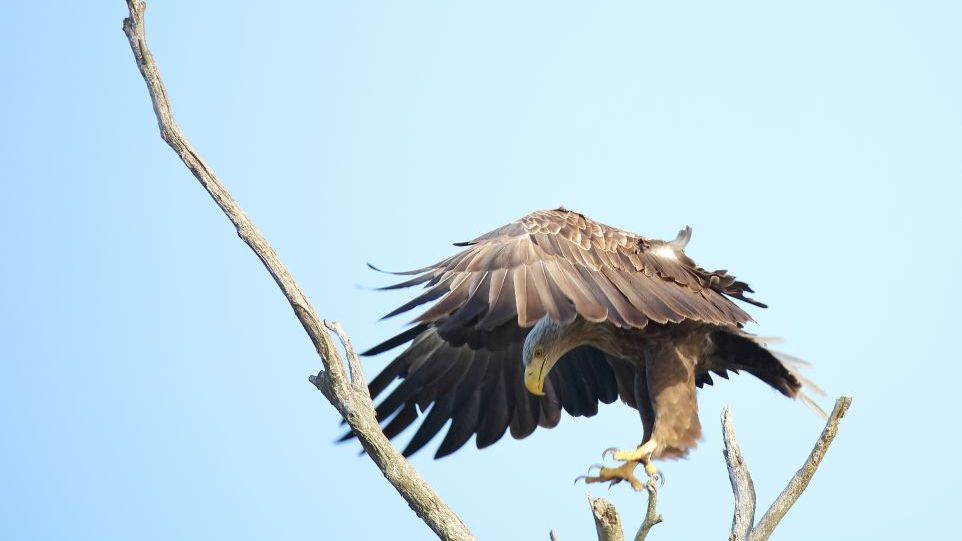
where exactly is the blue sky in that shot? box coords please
[1,1,960,539]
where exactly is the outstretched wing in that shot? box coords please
[378,208,761,341]
[361,324,631,458]
[357,208,765,457]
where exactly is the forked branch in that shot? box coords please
[583,481,662,541]
[724,396,853,541]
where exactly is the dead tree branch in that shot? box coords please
[747,396,852,541]
[633,483,663,541]
[589,495,625,541]
[723,396,853,541]
[121,2,473,540]
[723,407,756,541]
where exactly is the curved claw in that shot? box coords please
[645,470,665,489]
[602,447,619,460]
[588,464,604,475]
[573,475,588,486]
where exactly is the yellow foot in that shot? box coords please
[576,461,645,492]
[600,440,663,486]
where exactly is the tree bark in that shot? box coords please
[633,483,663,541]
[589,495,625,541]
[722,407,756,541]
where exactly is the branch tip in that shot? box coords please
[722,406,755,541]
[588,496,624,541]
[634,483,663,541]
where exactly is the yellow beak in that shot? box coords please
[524,365,546,396]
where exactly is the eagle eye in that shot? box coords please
[534,347,544,358]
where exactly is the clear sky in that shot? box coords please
[2,1,960,539]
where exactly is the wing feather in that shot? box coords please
[479,267,517,328]
[543,259,607,322]
[534,260,575,323]
[382,402,418,440]
[475,360,511,448]
[381,275,454,320]
[434,355,491,458]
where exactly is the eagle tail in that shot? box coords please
[710,330,826,418]
[770,349,828,419]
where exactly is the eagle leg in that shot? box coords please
[576,461,645,492]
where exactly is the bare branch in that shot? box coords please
[324,320,367,391]
[722,407,756,541]
[589,495,625,541]
[633,483,663,541]
[121,2,474,540]
[748,396,852,541]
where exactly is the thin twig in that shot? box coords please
[634,482,663,541]
[748,396,852,541]
[722,407,756,541]
[324,320,366,391]
[121,2,474,540]
[588,495,625,541]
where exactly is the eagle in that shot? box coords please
[356,208,820,489]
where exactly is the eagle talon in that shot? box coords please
[602,447,619,460]
[579,460,645,492]
[651,470,666,488]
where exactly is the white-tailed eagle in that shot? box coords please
[354,208,821,489]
